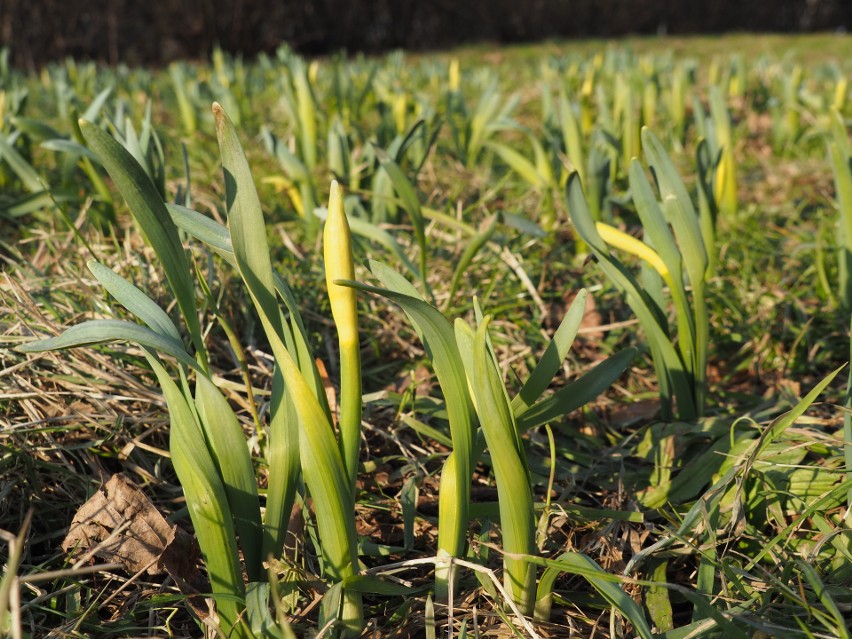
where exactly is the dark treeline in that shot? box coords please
[2,0,851,67]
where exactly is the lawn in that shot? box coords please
[1,33,851,638]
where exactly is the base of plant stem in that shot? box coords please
[339,592,365,639]
[320,587,364,639]
[433,549,458,603]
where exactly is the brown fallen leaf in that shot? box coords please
[62,474,201,588]
[315,357,338,424]
[577,291,604,341]
[547,289,604,341]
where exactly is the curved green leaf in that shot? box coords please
[512,289,587,416]
[41,138,98,160]
[17,319,199,372]
[79,119,206,368]
[532,551,653,639]
[0,133,44,193]
[516,347,636,432]
[87,260,181,342]
[166,203,233,255]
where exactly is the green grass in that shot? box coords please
[2,33,852,637]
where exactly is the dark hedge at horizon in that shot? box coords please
[1,0,851,67]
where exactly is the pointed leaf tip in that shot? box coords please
[329,180,342,209]
[211,103,225,131]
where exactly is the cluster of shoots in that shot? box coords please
[6,42,852,638]
[17,100,645,636]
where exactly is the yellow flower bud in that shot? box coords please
[324,181,358,346]
[449,58,460,92]
[393,93,407,135]
[834,76,847,112]
[262,175,304,217]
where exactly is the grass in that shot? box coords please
[2,33,852,637]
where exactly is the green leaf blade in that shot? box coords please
[146,356,249,639]
[79,119,206,368]
[194,374,263,582]
[87,260,181,342]
[18,319,199,372]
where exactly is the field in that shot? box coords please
[2,33,852,638]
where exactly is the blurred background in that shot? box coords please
[2,0,851,67]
